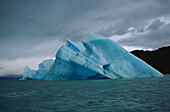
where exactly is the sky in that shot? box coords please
[0,0,170,75]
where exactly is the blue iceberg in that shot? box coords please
[22,59,54,80]
[22,34,163,80]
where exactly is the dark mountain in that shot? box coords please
[131,46,170,74]
[0,75,22,80]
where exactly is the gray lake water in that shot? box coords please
[0,75,170,112]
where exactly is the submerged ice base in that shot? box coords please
[22,34,163,80]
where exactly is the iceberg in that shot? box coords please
[22,59,54,80]
[22,66,36,80]
[22,34,164,80]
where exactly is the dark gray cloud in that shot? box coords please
[117,23,170,49]
[147,19,164,31]
[0,66,3,70]
[0,0,103,60]
[0,0,170,75]
[0,63,3,70]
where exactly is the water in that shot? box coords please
[0,75,170,112]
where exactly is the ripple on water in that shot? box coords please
[0,75,170,112]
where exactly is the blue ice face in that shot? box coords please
[22,34,163,81]
[21,59,54,80]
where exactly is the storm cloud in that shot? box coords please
[0,0,170,75]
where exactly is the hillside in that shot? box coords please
[131,46,170,74]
